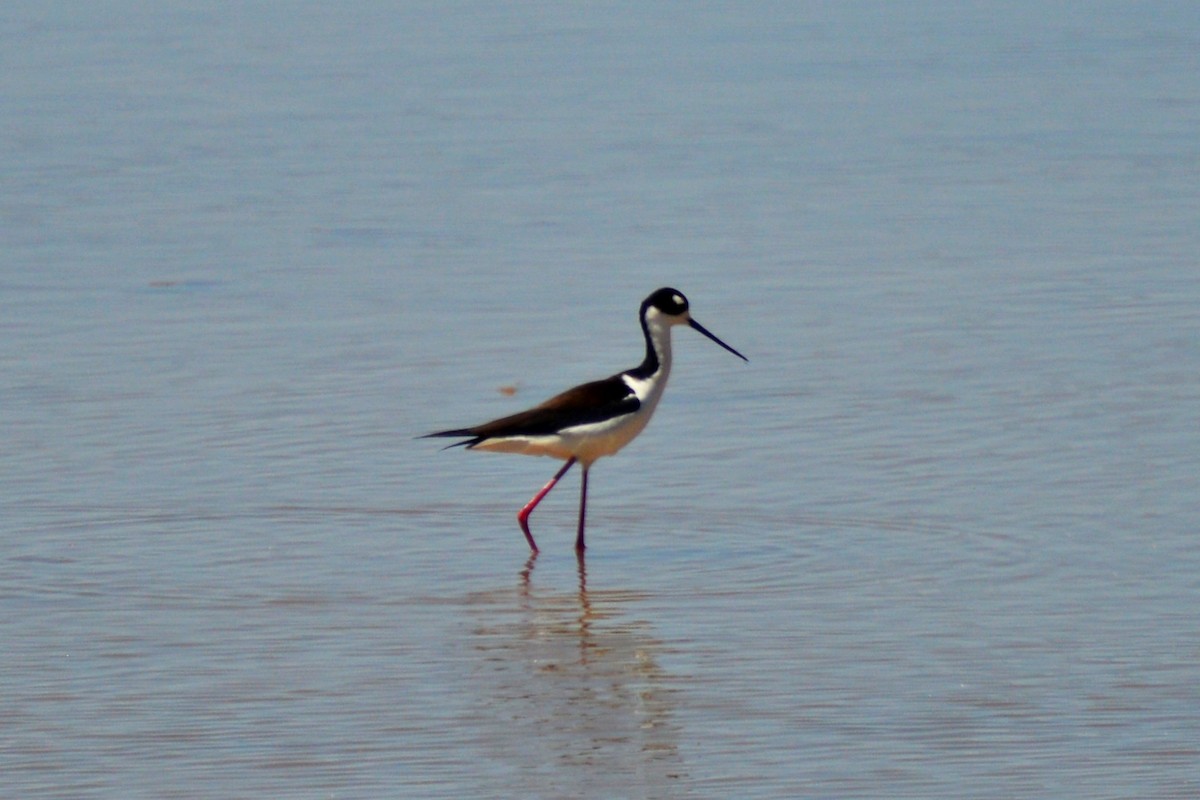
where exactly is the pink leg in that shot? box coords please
[574,466,589,553]
[517,457,576,553]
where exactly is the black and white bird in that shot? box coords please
[422,287,747,554]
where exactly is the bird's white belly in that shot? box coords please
[473,408,654,465]
[561,410,655,463]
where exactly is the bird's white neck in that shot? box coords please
[629,307,676,383]
[618,310,675,420]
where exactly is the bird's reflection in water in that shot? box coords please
[466,552,685,794]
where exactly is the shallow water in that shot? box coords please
[3,4,1199,798]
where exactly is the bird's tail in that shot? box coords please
[418,429,481,449]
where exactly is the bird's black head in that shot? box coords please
[640,286,748,362]
[642,287,690,318]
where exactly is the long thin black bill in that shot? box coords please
[688,318,748,362]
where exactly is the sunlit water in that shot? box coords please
[3,4,1199,798]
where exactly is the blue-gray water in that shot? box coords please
[3,4,1198,798]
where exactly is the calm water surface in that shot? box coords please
[3,4,1199,798]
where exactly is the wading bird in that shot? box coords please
[422,287,747,553]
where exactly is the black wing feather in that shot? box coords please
[421,373,640,448]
